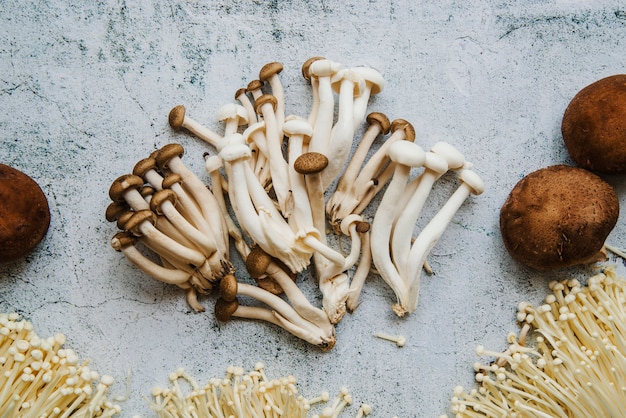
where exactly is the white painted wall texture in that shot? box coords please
[1,1,626,416]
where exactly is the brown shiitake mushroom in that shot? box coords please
[562,74,626,174]
[500,165,618,270]
[0,164,50,263]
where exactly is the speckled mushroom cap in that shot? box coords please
[561,74,626,174]
[0,164,50,263]
[499,165,619,270]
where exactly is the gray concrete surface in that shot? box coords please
[1,1,626,416]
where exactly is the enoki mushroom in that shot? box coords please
[448,267,626,417]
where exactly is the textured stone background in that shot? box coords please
[1,1,626,416]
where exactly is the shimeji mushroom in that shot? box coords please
[219,133,314,273]
[215,274,336,349]
[148,364,365,418]
[449,268,626,417]
[106,144,235,311]
[0,313,120,416]
[371,140,483,316]
[326,118,415,229]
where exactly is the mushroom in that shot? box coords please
[561,74,626,174]
[253,94,292,216]
[450,268,626,417]
[326,111,391,228]
[148,364,357,417]
[500,164,619,270]
[321,68,366,189]
[168,105,224,150]
[219,133,312,273]
[0,313,120,416]
[215,275,336,350]
[0,164,50,263]
[327,118,415,228]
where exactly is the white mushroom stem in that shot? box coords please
[259,62,286,136]
[346,228,372,312]
[351,67,385,129]
[391,142,466,278]
[263,260,334,335]
[150,189,218,256]
[404,169,485,314]
[254,95,292,216]
[308,59,341,154]
[327,112,389,220]
[111,232,191,285]
[229,303,331,349]
[374,333,406,347]
[284,117,315,232]
[127,211,210,271]
[156,145,229,258]
[235,282,328,338]
[330,120,413,226]
[220,135,311,273]
[204,154,249,258]
[321,69,365,189]
[370,141,426,316]
[390,152,449,279]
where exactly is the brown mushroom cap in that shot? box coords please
[562,74,626,174]
[499,165,619,270]
[168,105,186,131]
[390,118,416,142]
[215,297,239,322]
[366,112,391,135]
[259,62,283,82]
[219,274,238,301]
[0,164,50,263]
[293,152,329,175]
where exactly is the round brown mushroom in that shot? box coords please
[0,164,50,263]
[562,74,626,174]
[500,165,619,270]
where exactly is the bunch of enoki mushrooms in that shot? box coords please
[105,58,484,350]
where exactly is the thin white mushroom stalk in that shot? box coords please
[0,313,120,417]
[371,140,484,317]
[448,267,626,418]
[148,364,365,418]
[326,117,414,229]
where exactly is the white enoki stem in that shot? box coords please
[451,268,626,418]
[0,314,119,417]
[149,366,309,418]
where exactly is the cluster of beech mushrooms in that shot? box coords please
[106,58,484,350]
[447,267,626,417]
[0,313,120,417]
